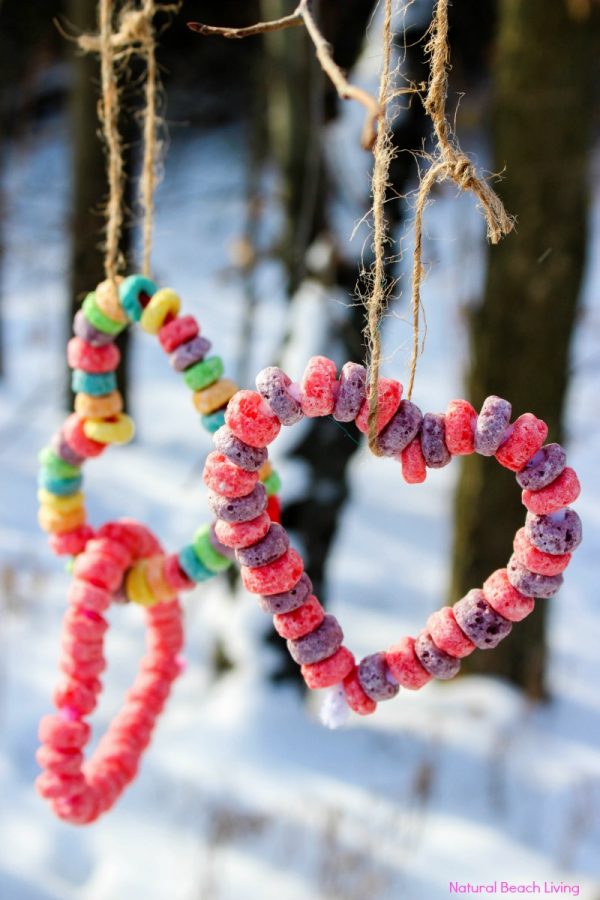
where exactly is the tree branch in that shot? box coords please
[188,0,382,150]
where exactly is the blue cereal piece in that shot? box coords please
[119,274,157,322]
[38,469,83,496]
[178,544,214,583]
[71,370,117,397]
[201,409,227,434]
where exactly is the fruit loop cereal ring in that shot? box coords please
[36,275,284,822]
[204,355,583,724]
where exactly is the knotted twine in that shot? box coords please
[366,0,514,453]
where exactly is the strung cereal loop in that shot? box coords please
[36,275,283,822]
[206,356,582,724]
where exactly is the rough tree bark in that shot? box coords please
[450,0,599,696]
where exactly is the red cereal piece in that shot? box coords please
[301,646,355,689]
[158,315,199,353]
[273,594,325,640]
[495,413,548,471]
[63,414,106,459]
[482,568,535,622]
[97,520,161,557]
[36,771,87,800]
[53,678,99,716]
[225,389,281,448]
[36,745,85,777]
[73,552,123,592]
[215,512,271,549]
[427,607,475,658]
[38,714,90,750]
[203,451,259,499]
[163,554,195,591]
[385,636,431,689]
[355,378,402,435]
[267,494,281,524]
[513,527,571,576]
[68,579,112,614]
[401,437,427,484]
[49,524,94,557]
[342,667,377,715]
[445,399,477,455]
[300,356,338,417]
[84,537,132,569]
[241,547,303,595]
[522,467,580,515]
[67,337,120,374]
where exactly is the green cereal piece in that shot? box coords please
[82,292,124,336]
[262,471,282,496]
[183,356,224,391]
[38,446,80,479]
[192,524,232,574]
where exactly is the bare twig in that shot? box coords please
[188,0,383,150]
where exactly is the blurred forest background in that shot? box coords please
[0,2,599,898]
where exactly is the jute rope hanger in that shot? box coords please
[365,0,514,453]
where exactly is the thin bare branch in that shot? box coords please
[188,0,382,151]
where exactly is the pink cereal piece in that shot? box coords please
[61,637,103,664]
[445,399,477,455]
[513,527,571,576]
[202,451,259,498]
[85,537,132,569]
[343,667,377,715]
[54,678,99,716]
[495,413,548,471]
[39,714,90,750]
[427,607,475,658]
[163,554,196,592]
[522,467,581,516]
[36,745,84,777]
[63,608,108,642]
[355,378,402,435]
[241,547,303,595]
[49,524,94,557]
[482,568,535,622]
[63,414,106,459]
[215,512,271,549]
[67,336,120,374]
[73,552,123,592]
[158,315,199,353]
[302,646,355,689]
[36,771,87,800]
[385,636,432,689]
[273,594,325,640]
[225,390,281,448]
[401,437,427,484]
[300,356,338,417]
[97,519,161,558]
[61,655,106,680]
[68,579,112,614]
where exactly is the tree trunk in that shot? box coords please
[450,0,599,696]
[67,0,132,409]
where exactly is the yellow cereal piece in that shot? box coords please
[139,288,181,335]
[258,460,272,481]
[75,390,123,419]
[95,277,128,325]
[125,561,159,607]
[192,379,238,415]
[37,489,85,513]
[145,554,177,603]
[38,505,86,534]
[83,413,135,445]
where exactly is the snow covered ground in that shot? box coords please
[1,30,599,900]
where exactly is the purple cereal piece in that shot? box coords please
[209,523,236,562]
[207,483,267,523]
[169,335,211,372]
[357,652,399,701]
[421,412,451,468]
[525,508,582,555]
[506,554,563,598]
[453,588,512,649]
[213,426,267,472]
[258,573,313,614]
[516,443,567,490]
[377,400,423,457]
[287,614,343,665]
[475,396,512,456]
[235,523,289,568]
[414,632,461,679]
[51,431,86,467]
[256,366,303,426]
[333,362,367,422]
[73,309,115,347]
